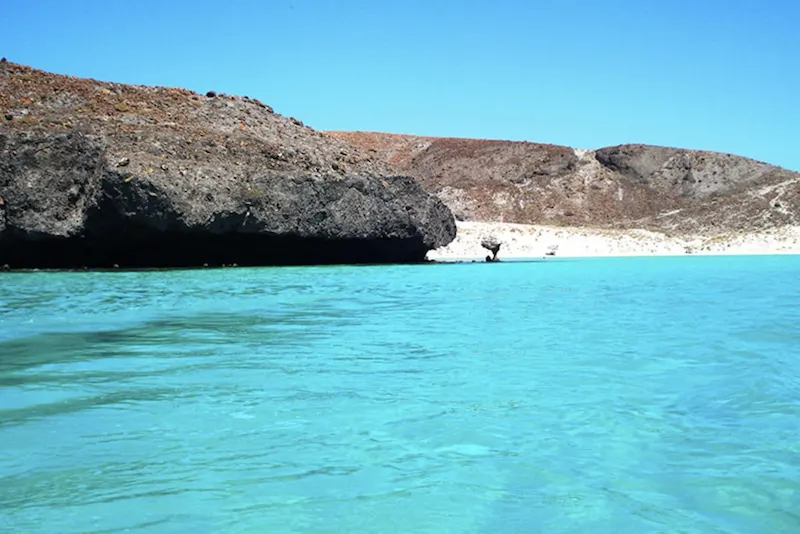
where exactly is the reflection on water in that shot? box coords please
[1,257,800,533]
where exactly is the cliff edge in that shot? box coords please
[0,62,455,268]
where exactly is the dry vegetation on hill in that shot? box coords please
[328,131,800,236]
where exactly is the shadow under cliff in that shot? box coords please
[0,230,429,269]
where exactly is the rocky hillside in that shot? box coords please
[327,132,800,235]
[0,62,455,268]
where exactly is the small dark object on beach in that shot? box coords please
[481,236,502,261]
[0,57,6,63]
[206,91,217,98]
[4,113,12,121]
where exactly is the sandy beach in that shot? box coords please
[427,221,800,261]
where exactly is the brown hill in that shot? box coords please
[0,63,455,268]
[327,132,800,235]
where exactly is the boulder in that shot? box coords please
[481,235,502,260]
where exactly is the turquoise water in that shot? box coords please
[1,256,799,533]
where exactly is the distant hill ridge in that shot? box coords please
[327,131,800,234]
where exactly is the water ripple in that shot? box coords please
[1,257,800,532]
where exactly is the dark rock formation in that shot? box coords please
[0,63,455,268]
[480,235,502,261]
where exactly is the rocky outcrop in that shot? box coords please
[480,236,502,261]
[0,63,455,268]
[594,144,780,200]
[328,132,800,235]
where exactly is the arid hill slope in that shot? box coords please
[0,63,455,268]
[327,132,800,235]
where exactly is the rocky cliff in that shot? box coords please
[0,62,455,268]
[327,132,799,235]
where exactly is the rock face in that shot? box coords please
[327,132,800,235]
[0,63,455,268]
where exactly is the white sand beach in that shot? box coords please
[427,221,800,261]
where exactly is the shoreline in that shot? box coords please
[427,221,800,261]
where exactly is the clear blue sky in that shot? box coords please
[2,0,798,170]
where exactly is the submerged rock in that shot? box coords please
[0,62,456,268]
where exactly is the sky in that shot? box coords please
[2,0,798,170]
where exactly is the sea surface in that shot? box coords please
[1,256,799,533]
